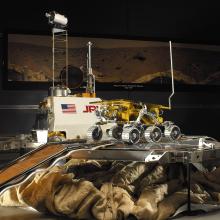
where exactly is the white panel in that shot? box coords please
[50,96,101,139]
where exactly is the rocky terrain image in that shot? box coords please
[7,34,220,85]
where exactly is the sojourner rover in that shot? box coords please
[87,100,181,144]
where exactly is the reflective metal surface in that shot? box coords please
[0,136,219,194]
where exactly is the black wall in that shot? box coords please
[3,1,220,44]
[0,0,220,139]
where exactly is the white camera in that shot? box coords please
[45,11,68,27]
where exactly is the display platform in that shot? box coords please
[0,136,220,219]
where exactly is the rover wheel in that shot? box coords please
[87,126,103,141]
[108,125,123,140]
[48,135,65,142]
[144,126,162,143]
[122,127,140,144]
[164,125,181,141]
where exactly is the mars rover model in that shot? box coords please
[86,41,181,144]
[36,33,180,144]
[87,100,181,144]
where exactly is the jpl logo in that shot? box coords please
[83,105,98,113]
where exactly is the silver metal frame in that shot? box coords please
[52,28,68,89]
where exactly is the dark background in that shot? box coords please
[0,0,220,139]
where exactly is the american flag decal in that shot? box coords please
[61,104,76,113]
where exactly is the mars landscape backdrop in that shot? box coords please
[7,34,220,86]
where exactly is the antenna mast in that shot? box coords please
[86,41,96,96]
[168,41,175,109]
